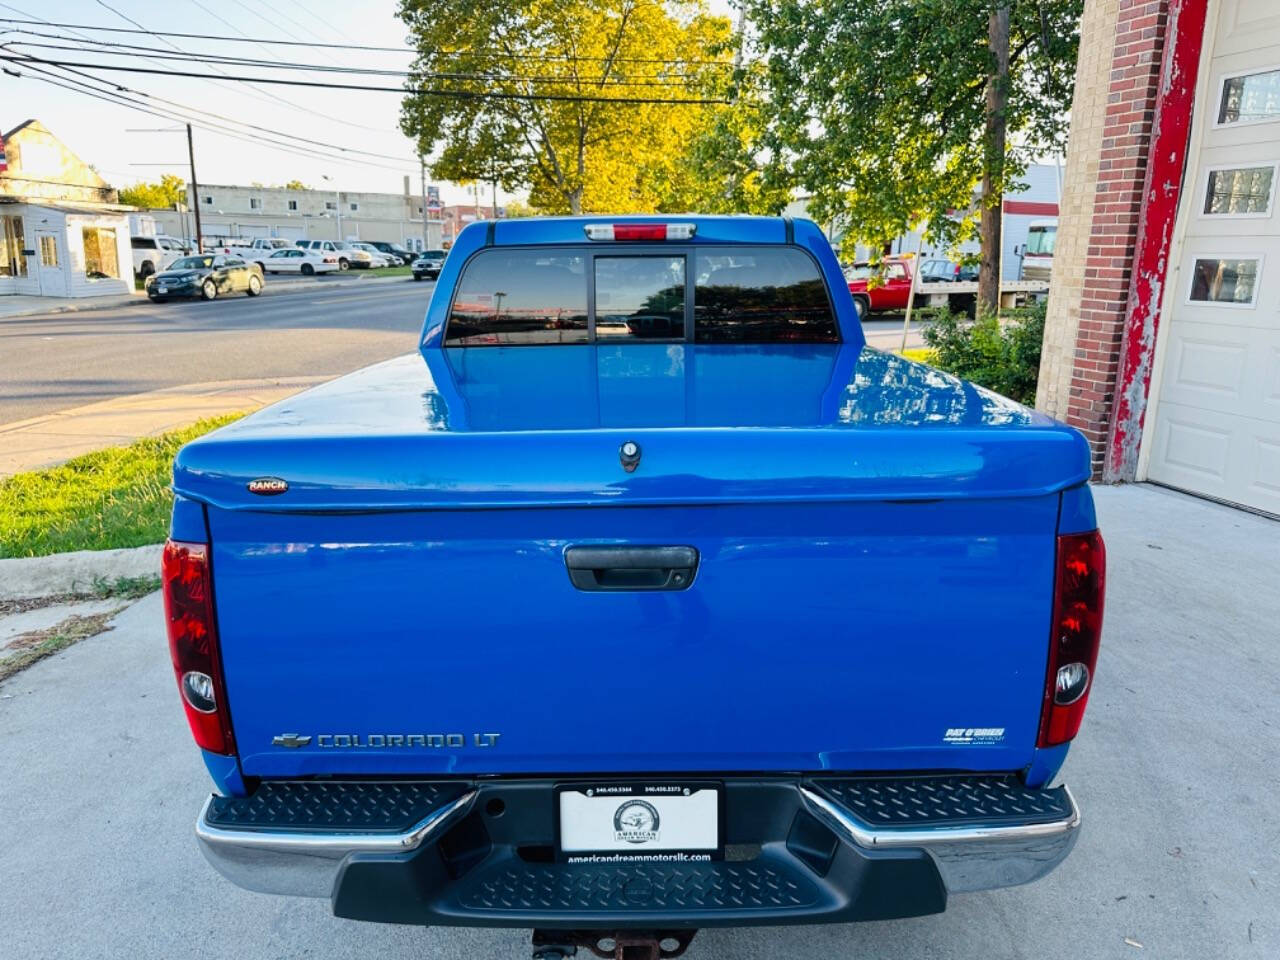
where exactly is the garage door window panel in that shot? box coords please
[1187,256,1262,307]
[1218,67,1280,126]
[1202,164,1277,217]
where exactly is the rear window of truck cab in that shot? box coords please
[445,246,838,345]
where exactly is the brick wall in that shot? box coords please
[1039,0,1173,475]
[1037,0,1123,420]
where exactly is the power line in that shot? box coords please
[86,1,391,133]
[2,37,714,86]
[4,59,420,172]
[0,53,730,103]
[223,0,347,67]
[0,16,736,65]
[1,47,420,164]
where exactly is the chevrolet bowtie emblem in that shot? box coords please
[271,733,312,749]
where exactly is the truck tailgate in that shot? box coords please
[208,494,1058,777]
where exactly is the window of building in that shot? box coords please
[1218,68,1280,125]
[349,202,359,212]
[1188,257,1261,306]
[1203,165,1276,216]
[1,215,28,277]
[447,250,588,345]
[39,234,59,267]
[288,199,298,211]
[325,201,337,211]
[82,227,120,280]
[249,197,262,210]
[202,196,213,205]
[694,247,838,342]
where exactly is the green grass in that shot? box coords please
[0,414,241,559]
[366,264,412,277]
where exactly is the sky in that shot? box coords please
[0,0,734,205]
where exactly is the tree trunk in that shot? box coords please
[569,188,583,216]
[978,5,1010,316]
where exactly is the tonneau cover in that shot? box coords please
[173,345,1090,511]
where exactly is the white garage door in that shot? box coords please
[274,225,306,241]
[1147,0,1280,516]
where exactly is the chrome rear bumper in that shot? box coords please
[195,790,477,897]
[194,776,1080,922]
[799,784,1080,893]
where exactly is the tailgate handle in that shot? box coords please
[564,546,698,592]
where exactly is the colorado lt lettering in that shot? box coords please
[274,733,502,749]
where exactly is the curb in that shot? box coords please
[0,295,148,321]
[0,545,162,601]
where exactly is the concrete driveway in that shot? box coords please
[1,484,1275,959]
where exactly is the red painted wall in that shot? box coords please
[1104,0,1211,480]
[1060,0,1209,478]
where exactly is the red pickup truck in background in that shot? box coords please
[846,255,981,319]
[844,256,914,319]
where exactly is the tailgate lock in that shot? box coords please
[619,440,642,472]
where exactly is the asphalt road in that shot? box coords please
[0,278,432,423]
[2,484,1276,959]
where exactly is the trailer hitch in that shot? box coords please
[531,930,697,960]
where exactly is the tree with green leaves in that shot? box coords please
[398,0,745,215]
[118,173,187,209]
[745,0,1080,309]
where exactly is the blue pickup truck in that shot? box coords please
[164,216,1104,957]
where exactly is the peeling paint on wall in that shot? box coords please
[1105,0,1211,482]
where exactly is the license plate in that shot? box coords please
[557,783,721,860]
[157,286,168,294]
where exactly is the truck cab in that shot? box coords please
[1019,218,1058,281]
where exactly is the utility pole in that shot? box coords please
[420,156,428,251]
[978,5,1010,316]
[186,123,203,253]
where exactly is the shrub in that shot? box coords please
[921,301,1045,405]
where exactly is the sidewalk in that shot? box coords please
[0,272,413,321]
[0,291,144,320]
[0,376,327,477]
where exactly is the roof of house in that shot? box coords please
[1,119,37,141]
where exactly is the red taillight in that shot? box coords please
[162,539,235,755]
[1038,530,1106,747]
[583,222,696,241]
[613,224,668,241]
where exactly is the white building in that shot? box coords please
[1,120,134,299]
[790,162,1063,281]
[143,179,444,252]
